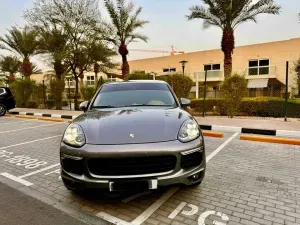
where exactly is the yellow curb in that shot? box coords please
[5,114,14,117]
[38,117,64,123]
[240,135,300,146]
[15,115,36,120]
[202,131,224,138]
[68,120,73,124]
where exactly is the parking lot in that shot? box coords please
[0,116,300,225]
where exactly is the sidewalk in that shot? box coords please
[8,107,300,131]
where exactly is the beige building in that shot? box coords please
[129,38,300,98]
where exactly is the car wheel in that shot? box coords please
[0,104,6,116]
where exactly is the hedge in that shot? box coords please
[191,97,300,118]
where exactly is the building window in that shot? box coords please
[204,64,221,71]
[248,59,269,75]
[87,76,95,86]
[163,68,176,73]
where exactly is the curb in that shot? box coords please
[200,125,300,138]
[241,135,300,146]
[9,111,77,120]
[38,117,65,123]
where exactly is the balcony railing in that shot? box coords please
[246,65,276,77]
[193,70,224,82]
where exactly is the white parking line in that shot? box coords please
[0,135,61,150]
[1,172,33,186]
[0,120,30,125]
[0,123,65,134]
[130,132,239,225]
[19,164,60,179]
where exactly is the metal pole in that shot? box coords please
[195,72,199,99]
[202,70,208,117]
[284,61,289,122]
[68,79,71,111]
[182,65,185,75]
[42,80,46,108]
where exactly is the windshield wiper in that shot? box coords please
[124,104,174,107]
[92,105,126,109]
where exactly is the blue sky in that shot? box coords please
[0,0,299,69]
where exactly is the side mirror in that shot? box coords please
[79,101,90,112]
[180,98,191,109]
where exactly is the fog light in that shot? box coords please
[188,171,203,182]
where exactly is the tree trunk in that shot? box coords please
[221,26,235,78]
[94,62,99,88]
[9,72,15,83]
[79,72,84,99]
[22,57,33,79]
[54,60,65,110]
[119,41,129,81]
[74,77,79,110]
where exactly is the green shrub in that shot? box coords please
[190,98,227,115]
[26,101,38,108]
[221,74,248,117]
[191,97,300,118]
[129,71,153,80]
[45,100,55,109]
[9,79,36,107]
[81,87,96,101]
[62,100,69,106]
[157,74,193,99]
[31,83,46,106]
[50,78,65,110]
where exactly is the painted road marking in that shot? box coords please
[97,212,132,225]
[19,163,60,178]
[206,132,239,162]
[45,169,60,176]
[1,172,33,186]
[0,123,64,134]
[130,132,239,225]
[0,135,61,151]
[0,120,31,125]
[1,163,60,186]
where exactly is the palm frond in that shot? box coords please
[104,0,148,46]
[232,0,281,28]
[187,5,223,29]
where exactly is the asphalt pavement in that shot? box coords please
[0,182,90,225]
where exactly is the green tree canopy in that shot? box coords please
[187,0,281,78]
[104,0,149,81]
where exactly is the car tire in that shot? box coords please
[0,104,6,116]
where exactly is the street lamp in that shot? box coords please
[179,60,188,75]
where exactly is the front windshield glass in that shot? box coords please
[92,82,177,108]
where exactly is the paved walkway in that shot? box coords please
[9,108,300,131]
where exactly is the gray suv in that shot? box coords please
[60,81,206,192]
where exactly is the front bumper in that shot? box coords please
[60,137,206,190]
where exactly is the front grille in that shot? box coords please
[88,155,177,176]
[61,157,84,175]
[181,151,203,169]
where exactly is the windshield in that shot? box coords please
[91,82,177,108]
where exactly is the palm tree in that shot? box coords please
[36,28,68,109]
[0,56,21,82]
[104,0,149,81]
[187,0,281,78]
[0,26,40,79]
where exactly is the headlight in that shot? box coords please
[63,124,86,147]
[178,119,200,142]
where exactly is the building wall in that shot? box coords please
[129,38,300,92]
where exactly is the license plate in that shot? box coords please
[109,179,157,192]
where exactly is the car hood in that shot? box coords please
[73,108,192,145]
